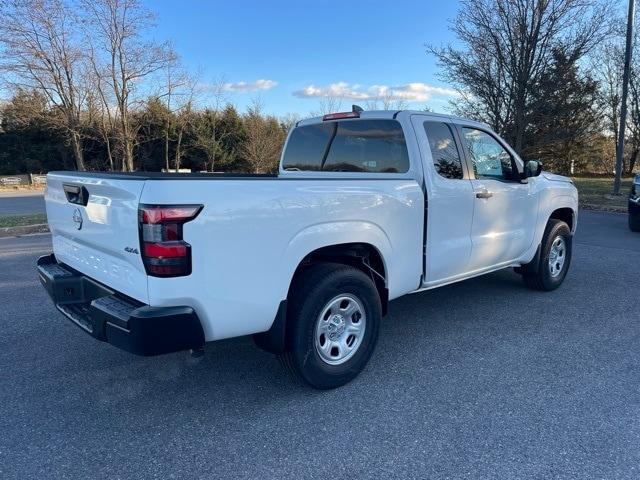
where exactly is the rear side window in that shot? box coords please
[423,121,464,179]
[281,123,333,171]
[282,119,409,173]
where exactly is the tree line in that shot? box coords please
[0,89,288,174]
[0,0,288,175]
[0,0,639,177]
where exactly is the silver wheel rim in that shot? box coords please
[548,236,567,278]
[314,294,366,366]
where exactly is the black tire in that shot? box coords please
[278,263,381,389]
[629,213,640,232]
[522,219,572,291]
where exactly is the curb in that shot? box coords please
[580,204,627,214]
[0,224,50,238]
[0,188,45,194]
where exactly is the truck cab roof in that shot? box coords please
[295,109,490,130]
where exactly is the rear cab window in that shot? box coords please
[282,119,409,173]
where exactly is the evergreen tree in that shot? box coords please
[524,49,600,175]
[0,91,71,174]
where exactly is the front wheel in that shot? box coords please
[522,219,572,291]
[629,213,640,232]
[278,263,381,389]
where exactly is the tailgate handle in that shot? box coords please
[63,184,89,206]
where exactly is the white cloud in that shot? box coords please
[223,79,278,92]
[293,82,459,103]
[293,82,370,100]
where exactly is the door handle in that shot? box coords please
[476,189,493,199]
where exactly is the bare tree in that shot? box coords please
[592,13,640,175]
[0,0,90,170]
[191,77,229,172]
[365,89,408,110]
[624,19,640,175]
[311,95,344,116]
[82,0,174,171]
[628,70,640,173]
[155,52,195,171]
[279,112,301,132]
[173,98,197,171]
[592,41,624,165]
[86,42,118,170]
[241,99,284,174]
[429,0,611,154]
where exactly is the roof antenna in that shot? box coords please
[352,104,364,114]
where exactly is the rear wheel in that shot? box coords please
[522,219,572,291]
[629,213,640,232]
[278,263,381,389]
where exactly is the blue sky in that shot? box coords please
[147,0,461,116]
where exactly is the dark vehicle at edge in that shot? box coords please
[630,174,640,232]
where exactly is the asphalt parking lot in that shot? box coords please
[1,209,638,479]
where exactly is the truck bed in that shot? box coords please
[45,170,425,341]
[48,171,278,180]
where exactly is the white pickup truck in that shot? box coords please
[38,108,578,389]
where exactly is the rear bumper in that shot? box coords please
[37,254,204,356]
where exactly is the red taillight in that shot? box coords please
[141,205,202,224]
[143,242,188,258]
[322,111,360,121]
[139,204,202,277]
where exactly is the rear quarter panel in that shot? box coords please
[141,179,424,341]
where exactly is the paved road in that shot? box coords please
[0,191,45,215]
[1,210,639,479]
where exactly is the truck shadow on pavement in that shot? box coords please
[77,267,552,409]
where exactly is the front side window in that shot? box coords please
[282,119,409,173]
[424,121,464,179]
[462,127,516,181]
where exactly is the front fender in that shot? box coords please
[534,193,578,253]
[543,194,578,231]
[519,191,577,265]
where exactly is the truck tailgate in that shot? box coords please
[45,172,148,303]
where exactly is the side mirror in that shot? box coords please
[524,160,543,178]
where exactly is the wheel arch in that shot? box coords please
[288,242,388,312]
[282,220,392,298]
[518,192,577,271]
[549,207,576,232]
[533,195,578,248]
[520,202,576,275]
[254,236,390,354]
